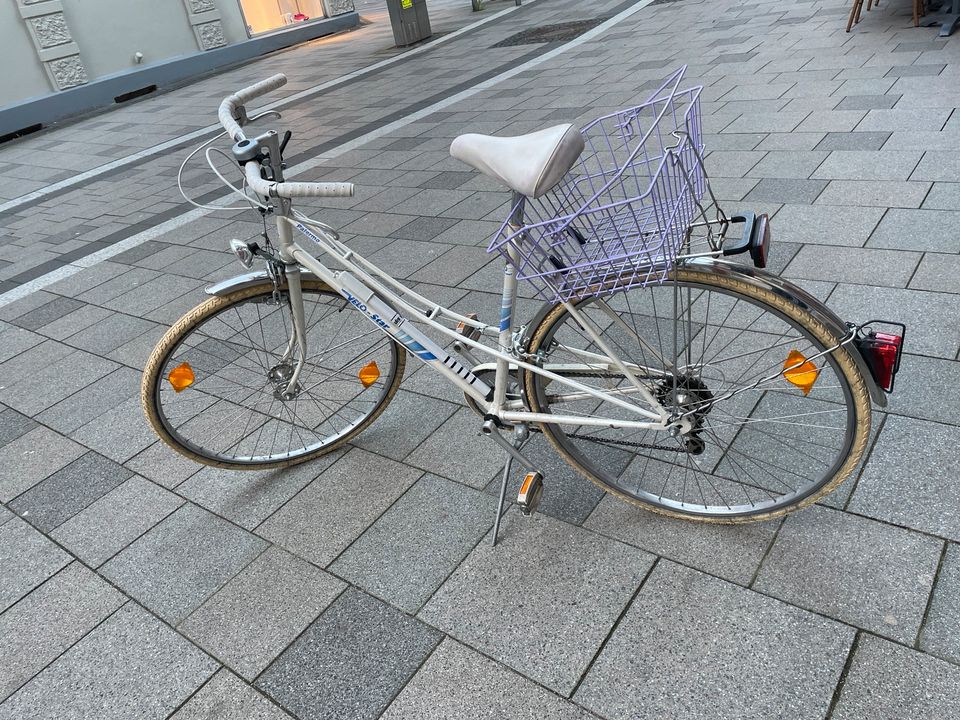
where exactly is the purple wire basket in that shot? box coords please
[489,66,706,303]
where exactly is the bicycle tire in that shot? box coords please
[522,266,872,523]
[142,280,404,470]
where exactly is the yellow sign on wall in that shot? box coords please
[401,0,413,7]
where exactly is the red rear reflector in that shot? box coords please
[857,332,902,392]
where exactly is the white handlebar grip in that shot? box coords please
[276,181,355,198]
[234,74,287,104]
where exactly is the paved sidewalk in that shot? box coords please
[1,0,960,717]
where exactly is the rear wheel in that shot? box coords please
[142,280,404,469]
[523,266,871,522]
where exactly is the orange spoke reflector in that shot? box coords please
[358,361,381,388]
[783,349,819,396]
[167,362,195,393]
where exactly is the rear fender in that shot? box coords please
[521,259,887,407]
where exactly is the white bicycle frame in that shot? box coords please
[268,200,684,435]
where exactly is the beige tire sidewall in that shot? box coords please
[141,281,405,470]
[523,268,872,524]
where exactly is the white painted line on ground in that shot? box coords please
[0,1,536,217]
[0,0,651,309]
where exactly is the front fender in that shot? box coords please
[522,259,887,408]
[204,270,325,297]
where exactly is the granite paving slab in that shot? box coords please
[331,474,495,612]
[170,669,295,720]
[8,451,132,533]
[0,517,71,613]
[849,416,960,542]
[179,547,344,681]
[0,563,125,702]
[101,503,268,623]
[256,589,441,720]
[381,638,593,720]
[0,603,218,720]
[832,634,960,720]
[575,561,853,720]
[753,505,942,643]
[50,475,184,567]
[920,542,960,666]
[584,495,780,585]
[419,512,654,695]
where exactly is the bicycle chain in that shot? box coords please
[525,424,686,453]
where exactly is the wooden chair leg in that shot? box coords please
[846,0,863,30]
[913,0,920,26]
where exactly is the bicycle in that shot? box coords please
[141,67,905,542]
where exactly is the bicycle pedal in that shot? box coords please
[455,312,482,341]
[517,471,544,516]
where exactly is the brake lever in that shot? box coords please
[279,130,292,156]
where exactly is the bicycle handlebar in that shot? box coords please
[220,74,354,200]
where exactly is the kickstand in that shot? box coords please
[485,421,532,546]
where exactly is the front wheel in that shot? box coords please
[142,280,404,469]
[523,266,872,522]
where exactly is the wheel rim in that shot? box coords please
[527,276,861,518]
[152,286,399,465]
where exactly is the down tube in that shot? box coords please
[293,249,493,403]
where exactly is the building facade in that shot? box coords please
[0,0,358,134]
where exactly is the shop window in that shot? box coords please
[238,0,326,35]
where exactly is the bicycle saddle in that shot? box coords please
[450,124,585,199]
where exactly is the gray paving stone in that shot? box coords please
[420,512,653,695]
[0,518,71,613]
[745,178,828,204]
[754,505,941,643]
[795,110,867,133]
[0,603,218,720]
[180,547,344,680]
[885,353,960,426]
[34,366,140,435]
[826,284,960,359]
[0,562,125,702]
[409,244,496,286]
[70,395,158,463]
[770,204,884,247]
[352,389,458,462]
[813,131,891,152]
[64,312,157,355]
[868,208,960,253]
[922,182,960,210]
[381,638,592,720]
[832,634,960,720]
[404,406,504,489]
[0,406,36,447]
[920,542,960,665]
[812,150,923,181]
[785,245,919,287]
[51,475,184,567]
[331,474,494,612]
[0,426,85,503]
[584,495,779,585]
[102,503,268,623]
[834,95,901,111]
[8,451,132,533]
[857,107,952,132]
[746,151,828,179]
[0,348,118,416]
[258,447,421,567]
[9,296,84,332]
[257,589,441,720]
[0,324,43,364]
[816,180,931,208]
[177,453,339,530]
[850,415,960,541]
[171,669,295,720]
[910,253,960,293]
[125,440,201,489]
[576,561,852,720]
[910,152,960,183]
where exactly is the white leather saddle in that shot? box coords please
[450,124,585,199]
